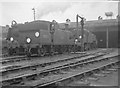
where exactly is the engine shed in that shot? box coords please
[59,18,119,48]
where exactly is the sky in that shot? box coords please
[0,0,119,26]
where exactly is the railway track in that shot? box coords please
[20,56,119,87]
[1,49,119,87]
[53,58,119,87]
[1,53,91,74]
[0,55,27,64]
[1,53,104,81]
[1,48,113,71]
[0,53,8,57]
[1,48,113,65]
[1,53,86,65]
[1,49,110,76]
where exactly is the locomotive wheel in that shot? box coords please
[37,48,46,57]
[70,46,74,53]
[27,52,31,57]
[61,46,67,53]
[60,46,64,54]
[15,47,19,55]
[2,47,8,55]
[91,43,94,49]
[37,48,41,56]
[39,47,46,56]
[84,43,88,51]
[26,48,31,57]
[50,47,55,56]
[8,47,13,55]
[68,48,71,53]
[63,46,67,53]
[73,45,77,53]
[94,42,97,49]
[68,46,72,53]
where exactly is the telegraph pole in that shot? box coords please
[76,14,85,52]
[32,8,35,21]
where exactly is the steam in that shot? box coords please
[36,2,72,19]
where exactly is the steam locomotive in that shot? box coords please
[6,20,97,56]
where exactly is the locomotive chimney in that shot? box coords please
[65,19,70,30]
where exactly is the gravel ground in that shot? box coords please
[2,48,119,87]
[64,56,119,87]
[66,69,118,87]
[90,70,118,86]
[2,49,118,80]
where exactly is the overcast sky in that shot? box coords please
[0,0,119,26]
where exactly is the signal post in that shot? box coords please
[76,14,85,52]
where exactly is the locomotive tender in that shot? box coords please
[7,20,97,56]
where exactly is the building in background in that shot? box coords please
[59,18,119,48]
[0,25,9,39]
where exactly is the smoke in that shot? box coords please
[36,2,73,19]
